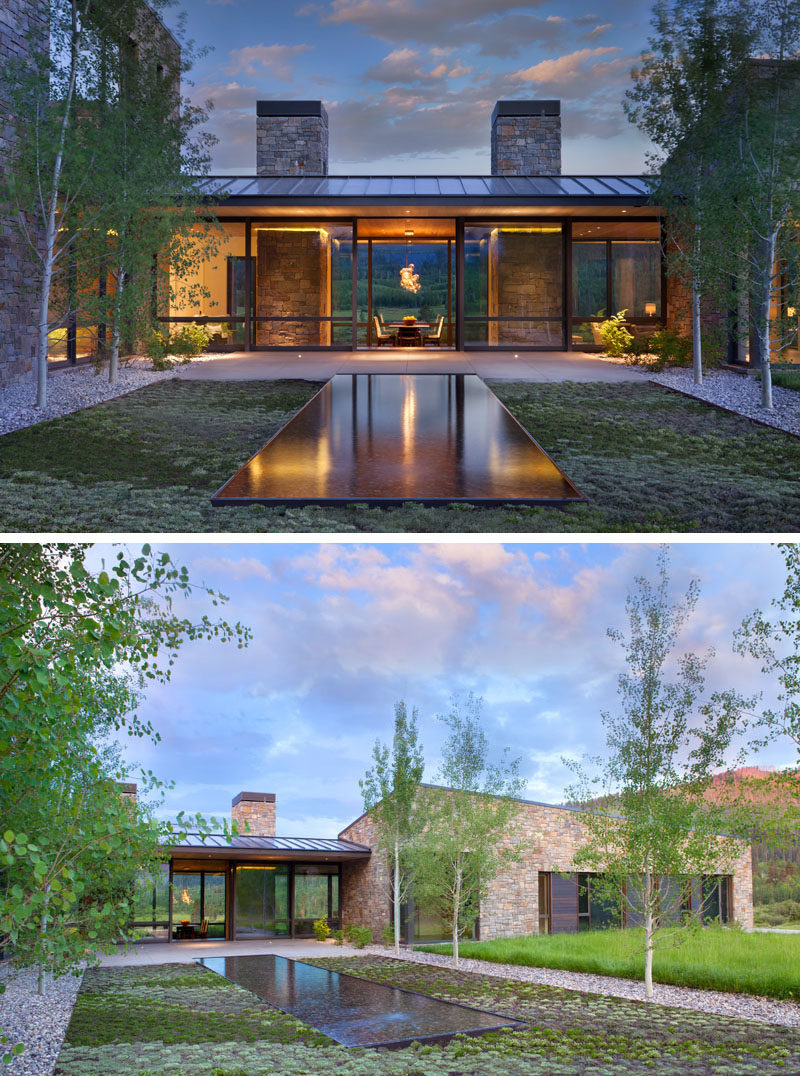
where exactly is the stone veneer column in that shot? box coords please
[256,101,328,176]
[231,792,276,836]
[488,229,563,345]
[255,227,330,346]
[491,100,561,176]
[338,812,390,938]
[0,0,48,387]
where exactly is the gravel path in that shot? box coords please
[0,966,82,1076]
[387,947,800,1028]
[0,360,177,436]
[648,367,800,437]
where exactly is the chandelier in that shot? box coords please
[399,236,421,293]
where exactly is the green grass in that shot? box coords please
[768,365,800,392]
[418,926,800,1000]
[55,957,800,1075]
[2,377,800,531]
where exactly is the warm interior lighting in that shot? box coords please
[404,229,414,236]
[645,302,657,316]
[490,226,561,235]
[255,227,329,237]
[789,307,797,318]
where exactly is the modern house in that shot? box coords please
[162,99,666,358]
[133,787,753,944]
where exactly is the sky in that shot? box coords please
[89,541,796,838]
[162,0,656,174]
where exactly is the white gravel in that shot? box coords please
[0,965,82,1076]
[0,360,177,436]
[648,367,800,437]
[388,947,800,1029]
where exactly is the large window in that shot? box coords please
[293,864,340,936]
[571,221,662,347]
[172,869,227,939]
[235,864,289,938]
[464,224,563,348]
[132,864,171,940]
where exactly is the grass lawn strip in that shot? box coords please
[54,958,800,1075]
[2,379,800,531]
[416,926,800,1003]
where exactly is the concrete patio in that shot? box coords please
[100,937,363,966]
[174,348,648,383]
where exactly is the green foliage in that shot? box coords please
[410,695,527,965]
[168,324,212,358]
[0,544,251,993]
[566,551,752,997]
[381,922,396,947]
[343,924,372,948]
[312,918,331,942]
[360,701,424,955]
[599,311,634,357]
[330,929,344,945]
[649,328,693,365]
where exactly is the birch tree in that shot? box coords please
[624,0,753,384]
[360,701,424,957]
[410,695,527,968]
[567,551,750,999]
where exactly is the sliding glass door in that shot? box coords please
[234,865,290,938]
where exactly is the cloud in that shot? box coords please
[365,47,452,84]
[226,43,313,79]
[512,46,620,86]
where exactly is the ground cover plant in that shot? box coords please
[55,957,800,1075]
[418,926,800,1000]
[2,378,800,531]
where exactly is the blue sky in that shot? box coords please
[164,0,656,174]
[90,541,795,837]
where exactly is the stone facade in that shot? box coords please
[256,101,328,176]
[339,794,754,941]
[0,0,48,386]
[255,227,330,346]
[231,791,276,837]
[491,100,561,176]
[488,229,562,345]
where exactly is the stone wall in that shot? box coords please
[339,811,391,938]
[255,227,330,346]
[488,229,562,345]
[257,101,328,176]
[0,0,47,386]
[231,792,276,837]
[491,101,561,176]
[339,795,754,940]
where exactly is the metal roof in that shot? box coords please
[196,173,653,206]
[169,832,370,855]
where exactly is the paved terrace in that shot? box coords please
[173,349,648,382]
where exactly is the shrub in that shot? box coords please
[169,323,211,358]
[330,929,344,945]
[343,924,372,949]
[312,918,331,942]
[599,310,633,357]
[649,327,693,366]
[381,923,395,948]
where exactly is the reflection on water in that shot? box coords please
[197,954,522,1047]
[212,374,582,505]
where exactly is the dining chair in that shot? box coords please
[373,315,396,347]
[423,314,445,347]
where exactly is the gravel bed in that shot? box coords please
[648,367,800,437]
[385,947,800,1028]
[0,965,82,1076]
[0,360,177,436]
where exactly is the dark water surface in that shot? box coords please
[212,373,582,505]
[197,954,523,1047]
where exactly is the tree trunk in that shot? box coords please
[452,866,462,969]
[108,267,125,384]
[36,886,51,996]
[393,837,401,958]
[691,277,703,385]
[754,232,777,410]
[644,870,654,1001]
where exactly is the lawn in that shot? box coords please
[418,926,800,1000]
[2,377,800,531]
[54,957,800,1075]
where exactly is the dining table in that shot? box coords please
[387,321,430,347]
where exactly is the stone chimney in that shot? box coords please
[118,782,137,816]
[256,101,328,176]
[232,791,276,836]
[491,100,561,176]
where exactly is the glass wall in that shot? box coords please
[235,864,290,938]
[464,224,563,347]
[132,864,171,940]
[252,223,353,347]
[571,221,662,347]
[293,864,340,935]
[167,221,247,349]
[171,869,227,938]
